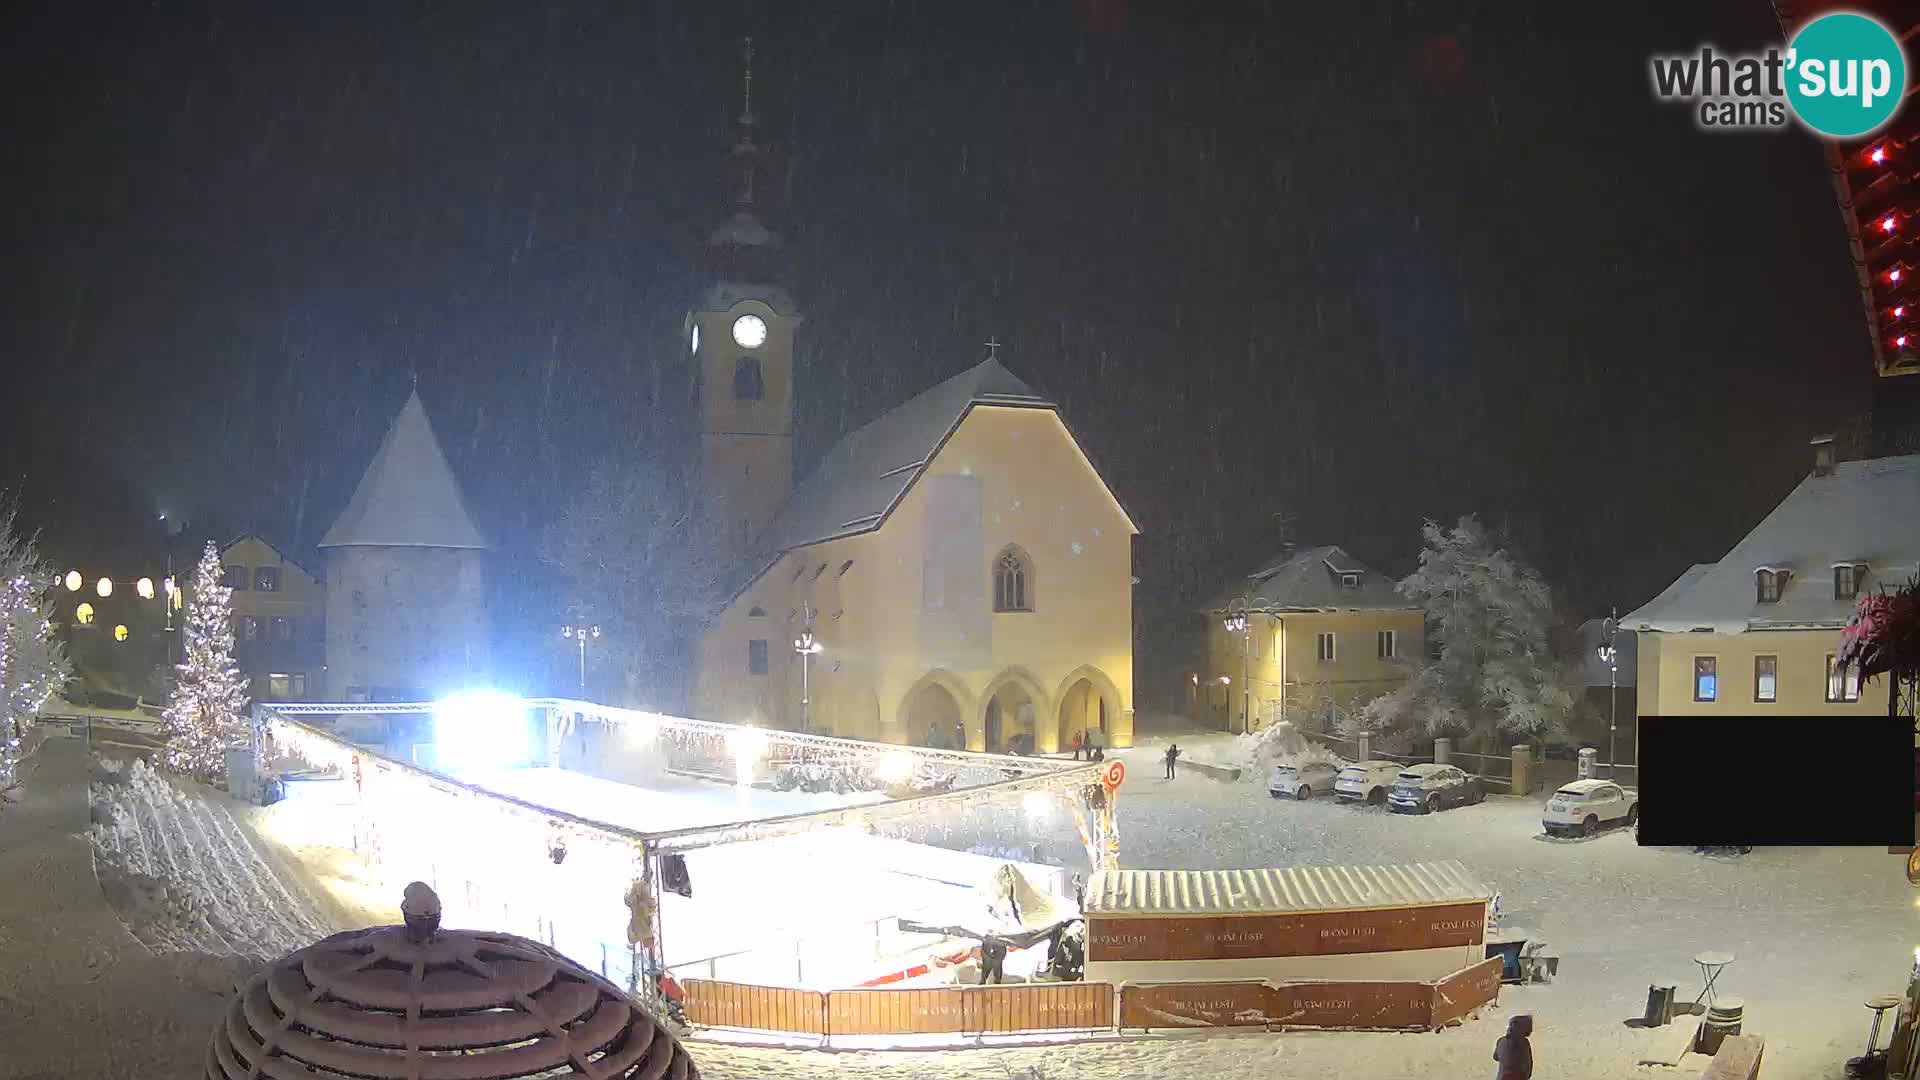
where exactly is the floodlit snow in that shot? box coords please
[451,764,890,833]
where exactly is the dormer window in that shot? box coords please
[1339,572,1359,588]
[1755,568,1788,604]
[1834,563,1867,600]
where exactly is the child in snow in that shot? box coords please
[1493,1014,1533,1080]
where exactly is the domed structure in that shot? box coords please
[207,884,698,1079]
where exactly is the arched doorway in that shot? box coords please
[985,682,1038,754]
[903,681,963,749]
[1055,666,1124,752]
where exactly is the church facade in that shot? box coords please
[686,48,1136,751]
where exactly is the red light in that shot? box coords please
[1883,216,1898,233]
[1898,306,1907,319]
[1899,336,1910,348]
[1894,268,1905,283]
[1872,146,1888,164]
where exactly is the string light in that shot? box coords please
[1872,145,1888,165]
[1883,215,1898,234]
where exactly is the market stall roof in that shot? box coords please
[1085,860,1489,917]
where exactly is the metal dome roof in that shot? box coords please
[207,884,697,1080]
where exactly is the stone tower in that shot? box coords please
[319,390,488,701]
[687,36,801,560]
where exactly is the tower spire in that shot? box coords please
[740,35,754,125]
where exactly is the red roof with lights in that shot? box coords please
[1778,2,1920,377]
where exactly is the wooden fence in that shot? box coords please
[683,957,1497,1039]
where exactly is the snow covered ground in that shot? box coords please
[10,732,1911,1079]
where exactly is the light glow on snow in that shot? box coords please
[876,751,914,784]
[1023,790,1053,822]
[432,690,531,772]
[728,725,769,787]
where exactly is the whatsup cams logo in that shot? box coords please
[1650,11,1907,137]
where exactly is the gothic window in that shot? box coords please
[748,639,769,675]
[734,356,763,400]
[993,545,1033,612]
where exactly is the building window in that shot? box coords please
[268,673,292,700]
[1340,572,1359,588]
[1754,655,1777,703]
[1692,656,1717,701]
[1755,569,1786,603]
[1835,563,1863,600]
[734,356,763,400]
[271,616,291,642]
[254,566,280,592]
[224,565,249,590]
[993,545,1033,612]
[240,615,261,642]
[748,638,769,675]
[1377,629,1397,659]
[1826,654,1861,703]
[748,605,766,617]
[1317,632,1336,662]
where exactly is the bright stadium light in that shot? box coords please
[876,750,915,784]
[431,690,531,774]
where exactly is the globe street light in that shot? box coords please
[1596,609,1619,779]
[561,623,599,696]
[794,606,823,734]
[1223,596,1254,735]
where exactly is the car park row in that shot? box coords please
[1271,758,1637,836]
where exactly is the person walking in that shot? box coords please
[1492,1014,1533,1080]
[1070,729,1084,760]
[1164,743,1181,779]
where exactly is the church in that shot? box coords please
[687,45,1137,752]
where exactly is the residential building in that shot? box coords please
[1622,439,1919,720]
[1197,546,1424,733]
[318,391,489,702]
[686,69,1136,751]
[219,535,325,702]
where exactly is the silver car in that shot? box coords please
[1268,761,1342,800]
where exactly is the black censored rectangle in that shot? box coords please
[1635,715,1913,847]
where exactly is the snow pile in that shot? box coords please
[1217,722,1348,781]
[87,755,338,960]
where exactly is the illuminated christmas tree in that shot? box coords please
[163,541,250,780]
[1,501,71,794]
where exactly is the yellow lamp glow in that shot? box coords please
[113,624,129,642]
[136,577,155,599]
[75,602,95,625]
[64,571,81,592]
[96,577,112,598]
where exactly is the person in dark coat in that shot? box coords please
[979,936,1008,985]
[1493,1013,1533,1080]
[1164,743,1181,779]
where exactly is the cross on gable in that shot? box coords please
[984,337,1002,361]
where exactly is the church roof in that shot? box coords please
[1203,545,1413,613]
[320,391,487,550]
[726,358,1053,594]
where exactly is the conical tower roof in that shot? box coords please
[320,390,487,550]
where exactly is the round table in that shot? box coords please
[1864,994,1903,1058]
[1691,951,1735,1011]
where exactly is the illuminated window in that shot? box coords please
[1826,655,1861,703]
[1754,655,1776,703]
[1693,656,1717,702]
[254,567,280,592]
[993,545,1033,612]
[748,639,769,675]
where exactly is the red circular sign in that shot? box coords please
[1102,759,1125,792]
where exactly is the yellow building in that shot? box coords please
[1623,441,1917,719]
[683,68,1136,752]
[1198,546,1424,733]
[216,535,325,702]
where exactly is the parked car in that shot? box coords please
[1543,779,1638,837]
[1269,761,1343,800]
[1333,760,1404,805]
[1387,763,1485,814]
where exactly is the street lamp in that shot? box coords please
[1596,609,1619,779]
[561,623,599,696]
[794,608,823,734]
[1223,597,1253,735]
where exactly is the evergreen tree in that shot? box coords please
[1355,516,1581,751]
[163,541,249,780]
[0,501,71,794]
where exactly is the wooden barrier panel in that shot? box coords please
[966,983,1114,1033]
[828,987,968,1035]
[1088,901,1486,962]
[1118,981,1282,1029]
[1429,956,1503,1027]
[684,979,825,1034]
[1285,979,1430,1030]
[1700,1035,1764,1080]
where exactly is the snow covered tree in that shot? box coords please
[0,500,71,794]
[163,541,250,781]
[1354,516,1581,752]
[541,459,725,708]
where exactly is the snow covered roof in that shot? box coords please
[319,391,487,550]
[1621,453,1920,634]
[724,358,1134,599]
[696,279,799,317]
[706,210,781,250]
[1085,860,1490,917]
[1204,545,1412,612]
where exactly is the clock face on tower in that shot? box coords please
[732,314,768,350]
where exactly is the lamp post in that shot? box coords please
[793,605,822,734]
[1596,609,1619,778]
[561,623,599,696]
[1223,597,1253,735]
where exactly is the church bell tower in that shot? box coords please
[689,36,800,559]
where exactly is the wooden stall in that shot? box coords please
[1116,956,1503,1033]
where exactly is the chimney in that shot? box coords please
[1811,435,1836,477]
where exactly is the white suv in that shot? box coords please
[1333,760,1403,805]
[1543,779,1639,837]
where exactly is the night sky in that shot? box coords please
[0,2,1882,703]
